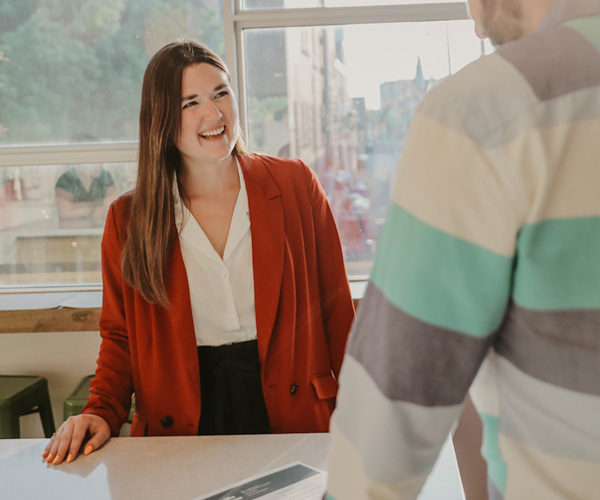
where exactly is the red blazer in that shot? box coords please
[82,154,355,436]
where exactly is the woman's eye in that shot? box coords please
[182,101,197,109]
[215,91,229,98]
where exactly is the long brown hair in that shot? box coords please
[121,39,248,307]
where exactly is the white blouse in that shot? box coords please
[174,160,257,346]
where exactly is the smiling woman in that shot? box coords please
[42,39,355,466]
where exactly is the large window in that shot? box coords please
[0,0,224,289]
[243,20,489,276]
[0,1,491,290]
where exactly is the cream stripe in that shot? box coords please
[502,118,600,223]
[420,52,538,148]
[469,351,500,417]
[496,356,600,462]
[499,435,600,500]
[392,104,600,257]
[327,423,428,500]
[392,113,523,257]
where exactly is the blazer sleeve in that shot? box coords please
[304,162,355,378]
[81,200,134,436]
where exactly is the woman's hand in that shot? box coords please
[41,414,111,465]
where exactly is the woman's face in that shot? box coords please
[176,62,239,167]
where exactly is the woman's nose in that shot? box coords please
[201,101,223,120]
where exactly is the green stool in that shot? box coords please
[0,375,56,439]
[64,375,135,422]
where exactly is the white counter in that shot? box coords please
[0,433,464,500]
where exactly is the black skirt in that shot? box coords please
[197,339,271,435]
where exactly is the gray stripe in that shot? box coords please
[347,282,493,406]
[496,356,600,462]
[498,24,600,102]
[495,302,600,396]
[488,478,503,500]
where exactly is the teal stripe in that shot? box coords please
[564,16,600,52]
[480,412,507,496]
[513,217,600,310]
[371,203,513,337]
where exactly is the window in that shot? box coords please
[238,3,492,278]
[0,1,491,290]
[0,0,225,289]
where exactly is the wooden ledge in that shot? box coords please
[0,307,101,334]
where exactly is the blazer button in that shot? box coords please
[290,383,298,395]
[161,415,174,428]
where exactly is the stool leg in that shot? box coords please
[0,408,21,439]
[38,386,56,438]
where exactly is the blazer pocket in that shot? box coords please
[310,373,338,400]
[130,413,148,437]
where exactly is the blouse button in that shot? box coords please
[290,384,298,395]
[161,415,174,428]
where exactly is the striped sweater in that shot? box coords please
[326,1,600,499]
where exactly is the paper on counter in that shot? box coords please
[195,462,327,500]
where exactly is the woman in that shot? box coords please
[43,39,354,465]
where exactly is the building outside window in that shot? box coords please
[0,0,491,290]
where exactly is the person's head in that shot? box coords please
[467,0,555,46]
[124,39,249,307]
[139,38,247,178]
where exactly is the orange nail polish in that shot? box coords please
[52,455,60,464]
[66,454,73,463]
[46,454,54,462]
[84,445,93,456]
[41,450,48,458]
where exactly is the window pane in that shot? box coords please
[243,0,460,9]
[0,0,224,146]
[0,162,136,287]
[244,21,492,278]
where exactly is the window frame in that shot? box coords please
[0,1,470,293]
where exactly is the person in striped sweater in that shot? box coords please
[326,0,600,498]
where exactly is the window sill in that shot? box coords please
[0,281,366,334]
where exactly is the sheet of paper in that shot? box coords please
[195,462,327,500]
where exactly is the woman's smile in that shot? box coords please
[199,125,226,140]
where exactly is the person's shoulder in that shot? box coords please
[241,153,312,180]
[243,152,307,169]
[420,21,596,146]
[419,47,538,147]
[108,191,133,218]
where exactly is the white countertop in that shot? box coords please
[0,433,464,500]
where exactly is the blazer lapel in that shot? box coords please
[239,154,284,362]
